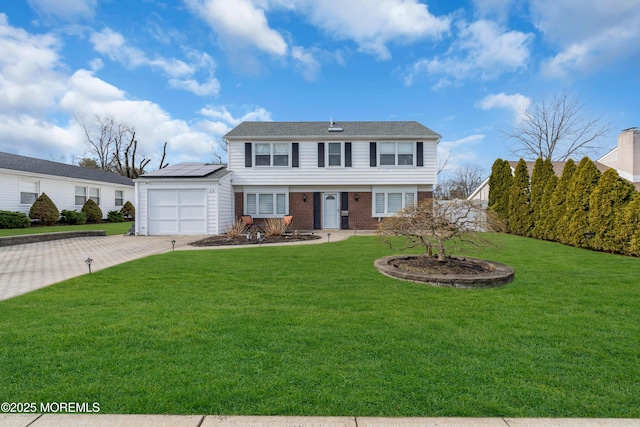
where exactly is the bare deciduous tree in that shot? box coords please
[435,164,484,200]
[377,199,504,262]
[503,90,612,161]
[76,114,169,178]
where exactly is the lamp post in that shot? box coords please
[327,233,331,242]
[171,239,176,251]
[85,257,93,274]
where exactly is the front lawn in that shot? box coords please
[0,221,133,236]
[0,234,638,416]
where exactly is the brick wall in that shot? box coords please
[347,192,379,230]
[289,192,314,230]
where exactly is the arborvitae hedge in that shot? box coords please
[81,199,103,223]
[589,169,636,253]
[618,192,640,256]
[562,157,601,248]
[28,193,59,225]
[530,158,555,238]
[542,159,576,242]
[532,173,558,240]
[507,159,533,236]
[488,159,512,227]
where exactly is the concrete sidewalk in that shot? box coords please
[1,414,638,426]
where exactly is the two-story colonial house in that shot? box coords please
[134,121,440,235]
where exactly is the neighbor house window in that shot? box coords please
[245,192,288,216]
[115,190,124,206]
[374,191,416,216]
[254,143,289,166]
[75,186,87,205]
[89,187,100,205]
[378,142,414,166]
[20,180,39,204]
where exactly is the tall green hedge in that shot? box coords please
[589,169,636,253]
[530,158,555,238]
[507,159,533,236]
[532,173,559,240]
[488,158,512,227]
[618,192,640,256]
[562,157,601,248]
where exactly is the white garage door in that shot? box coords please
[148,189,206,235]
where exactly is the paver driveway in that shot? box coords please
[0,235,202,301]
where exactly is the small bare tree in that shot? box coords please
[436,164,484,200]
[503,90,612,161]
[377,199,503,262]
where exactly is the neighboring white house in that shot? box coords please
[134,163,233,236]
[0,151,135,218]
[134,120,441,235]
[468,127,640,202]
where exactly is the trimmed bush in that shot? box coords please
[0,211,30,229]
[120,201,135,220]
[61,210,87,225]
[29,193,60,226]
[619,192,640,256]
[81,199,103,223]
[530,158,555,237]
[107,210,125,223]
[532,173,558,240]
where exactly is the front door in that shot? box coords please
[322,193,339,229]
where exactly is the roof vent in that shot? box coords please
[328,117,343,132]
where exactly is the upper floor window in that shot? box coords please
[379,142,414,166]
[115,190,124,207]
[20,179,39,204]
[328,143,341,166]
[255,143,289,166]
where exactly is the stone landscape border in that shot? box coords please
[0,230,106,247]
[375,255,514,288]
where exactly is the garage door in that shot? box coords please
[148,189,206,235]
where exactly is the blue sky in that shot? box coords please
[1,0,639,179]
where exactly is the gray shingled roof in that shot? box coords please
[141,162,229,179]
[224,121,441,139]
[0,152,134,186]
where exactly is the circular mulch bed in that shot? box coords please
[190,233,321,247]
[374,254,514,288]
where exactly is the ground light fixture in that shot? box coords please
[85,257,93,274]
[171,239,176,251]
[327,232,331,242]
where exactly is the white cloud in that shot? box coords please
[477,92,531,121]
[404,19,533,87]
[530,0,640,78]
[291,46,321,81]
[295,0,450,60]
[438,134,485,173]
[0,14,67,115]
[471,0,518,21]
[184,0,288,56]
[28,0,97,20]
[89,27,220,96]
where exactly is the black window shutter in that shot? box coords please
[416,142,424,167]
[370,142,377,167]
[341,192,349,229]
[244,143,252,167]
[318,143,325,167]
[292,143,299,168]
[345,143,352,167]
[313,192,321,229]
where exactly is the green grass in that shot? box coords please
[0,234,638,416]
[0,221,133,236]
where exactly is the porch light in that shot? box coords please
[354,193,359,201]
[303,193,307,202]
[85,257,93,274]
